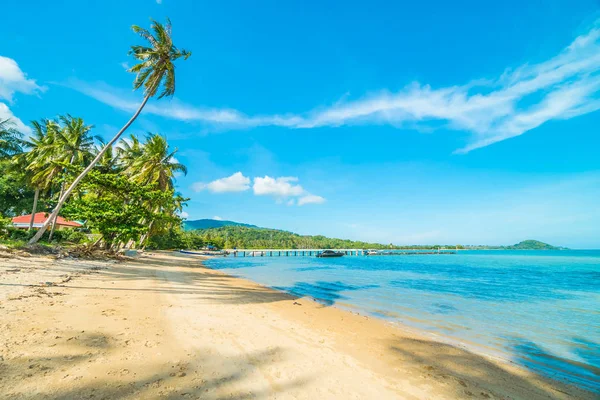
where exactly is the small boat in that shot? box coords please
[316,250,344,258]
[366,250,379,256]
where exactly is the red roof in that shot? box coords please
[12,212,82,227]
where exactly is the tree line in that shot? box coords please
[152,226,468,250]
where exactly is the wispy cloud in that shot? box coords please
[298,194,326,206]
[66,21,600,152]
[0,56,46,134]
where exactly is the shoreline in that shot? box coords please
[1,250,595,399]
[197,251,600,395]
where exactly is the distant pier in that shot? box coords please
[222,249,456,257]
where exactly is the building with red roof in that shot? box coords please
[11,213,83,230]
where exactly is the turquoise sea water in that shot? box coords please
[204,250,600,392]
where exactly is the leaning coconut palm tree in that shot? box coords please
[29,18,191,244]
[0,119,23,159]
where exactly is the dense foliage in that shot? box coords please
[0,159,41,217]
[0,115,188,250]
[178,226,454,250]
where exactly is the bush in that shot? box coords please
[147,229,205,250]
[8,227,32,240]
[50,229,87,244]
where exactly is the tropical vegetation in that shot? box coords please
[0,122,188,250]
[0,16,191,251]
[28,17,191,244]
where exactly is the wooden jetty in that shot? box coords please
[222,249,456,257]
[226,249,365,257]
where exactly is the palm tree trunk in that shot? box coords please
[49,155,75,241]
[28,93,152,245]
[28,188,40,231]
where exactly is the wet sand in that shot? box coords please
[0,251,594,399]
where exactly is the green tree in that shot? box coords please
[0,119,22,159]
[29,18,191,244]
[0,159,36,217]
[48,115,97,238]
[15,119,61,230]
[129,133,187,247]
[130,133,187,190]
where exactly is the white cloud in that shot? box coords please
[192,173,326,205]
[67,20,600,152]
[253,176,304,197]
[179,211,189,219]
[193,172,250,193]
[0,56,45,103]
[0,103,30,134]
[252,175,325,206]
[212,216,223,220]
[298,194,326,206]
[0,56,45,135]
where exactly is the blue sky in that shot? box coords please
[2,0,600,248]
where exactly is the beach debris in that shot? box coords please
[293,301,302,306]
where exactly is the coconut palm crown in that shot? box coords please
[129,18,192,98]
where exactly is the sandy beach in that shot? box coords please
[0,251,594,400]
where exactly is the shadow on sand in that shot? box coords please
[387,336,597,399]
[1,330,311,399]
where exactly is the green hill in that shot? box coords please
[504,240,563,250]
[183,219,258,231]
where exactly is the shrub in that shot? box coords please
[50,229,87,244]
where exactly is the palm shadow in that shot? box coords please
[1,331,312,399]
[387,336,597,399]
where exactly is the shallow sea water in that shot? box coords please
[205,250,600,392]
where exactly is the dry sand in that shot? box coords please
[0,251,595,399]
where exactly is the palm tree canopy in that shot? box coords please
[129,133,187,190]
[19,116,98,191]
[55,115,98,165]
[128,17,192,99]
[18,119,62,190]
[0,119,23,158]
[116,134,143,171]
[94,140,120,174]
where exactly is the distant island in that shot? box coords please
[178,219,565,250]
[496,240,565,250]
